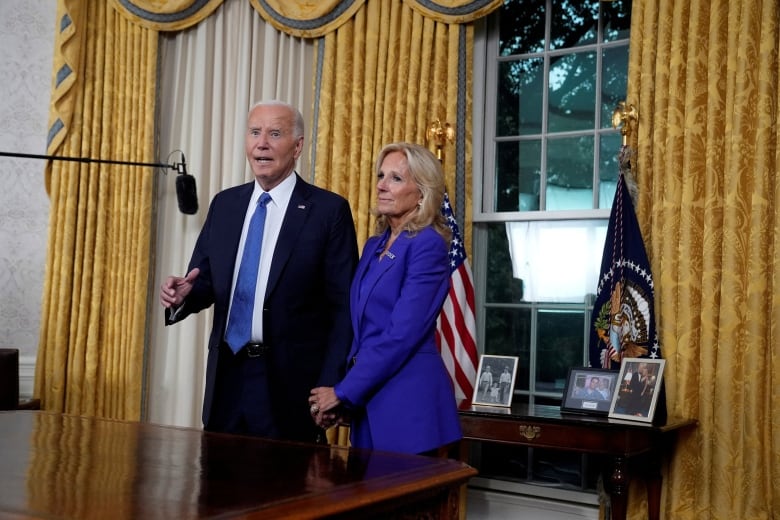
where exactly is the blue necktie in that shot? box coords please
[225,192,272,353]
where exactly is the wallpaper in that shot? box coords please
[0,0,56,367]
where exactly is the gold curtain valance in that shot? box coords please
[109,0,224,31]
[249,0,367,38]
[111,0,503,36]
[404,0,503,24]
[251,0,502,36]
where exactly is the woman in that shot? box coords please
[309,142,462,455]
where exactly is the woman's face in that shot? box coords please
[376,150,422,227]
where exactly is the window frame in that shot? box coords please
[473,2,627,401]
[469,0,631,501]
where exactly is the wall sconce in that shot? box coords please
[426,119,455,161]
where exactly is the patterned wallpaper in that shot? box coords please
[0,0,56,366]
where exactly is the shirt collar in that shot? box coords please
[251,172,297,208]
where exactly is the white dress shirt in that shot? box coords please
[228,173,296,343]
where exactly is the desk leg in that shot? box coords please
[607,456,628,520]
[646,451,662,520]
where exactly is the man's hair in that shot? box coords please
[249,100,305,138]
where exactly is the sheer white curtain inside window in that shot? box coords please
[505,220,606,304]
[147,0,314,428]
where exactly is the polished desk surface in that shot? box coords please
[0,411,476,519]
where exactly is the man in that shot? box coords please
[598,377,611,400]
[498,366,512,404]
[160,100,358,442]
[583,377,602,400]
[479,365,493,401]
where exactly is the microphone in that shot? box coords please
[0,150,198,215]
[175,154,199,215]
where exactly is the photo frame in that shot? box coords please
[472,355,518,407]
[560,367,618,416]
[609,358,666,423]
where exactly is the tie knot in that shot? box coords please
[258,192,272,207]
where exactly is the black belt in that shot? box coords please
[242,342,270,357]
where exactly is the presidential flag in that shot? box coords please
[589,158,662,370]
[436,193,479,402]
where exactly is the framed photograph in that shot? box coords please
[472,355,518,407]
[609,358,666,423]
[560,367,618,416]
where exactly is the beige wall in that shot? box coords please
[0,0,56,397]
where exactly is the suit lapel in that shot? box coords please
[351,231,407,337]
[265,175,310,298]
[213,183,254,291]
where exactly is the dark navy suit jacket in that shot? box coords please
[167,174,358,440]
[336,226,462,454]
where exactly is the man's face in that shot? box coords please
[245,104,303,191]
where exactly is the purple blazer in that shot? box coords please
[335,226,462,454]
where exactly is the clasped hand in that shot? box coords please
[308,386,345,429]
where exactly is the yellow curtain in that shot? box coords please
[312,0,479,249]
[37,1,158,420]
[628,0,779,517]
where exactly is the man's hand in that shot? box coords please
[160,268,200,308]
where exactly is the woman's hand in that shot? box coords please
[309,387,342,428]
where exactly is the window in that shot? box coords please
[471,0,632,500]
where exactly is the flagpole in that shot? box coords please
[612,101,639,199]
[426,119,479,403]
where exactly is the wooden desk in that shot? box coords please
[0,411,476,519]
[458,402,695,520]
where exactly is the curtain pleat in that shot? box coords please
[37,1,157,420]
[628,0,779,517]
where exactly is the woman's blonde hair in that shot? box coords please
[372,142,451,243]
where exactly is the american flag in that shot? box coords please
[436,193,479,402]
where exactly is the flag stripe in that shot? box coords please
[436,193,479,402]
